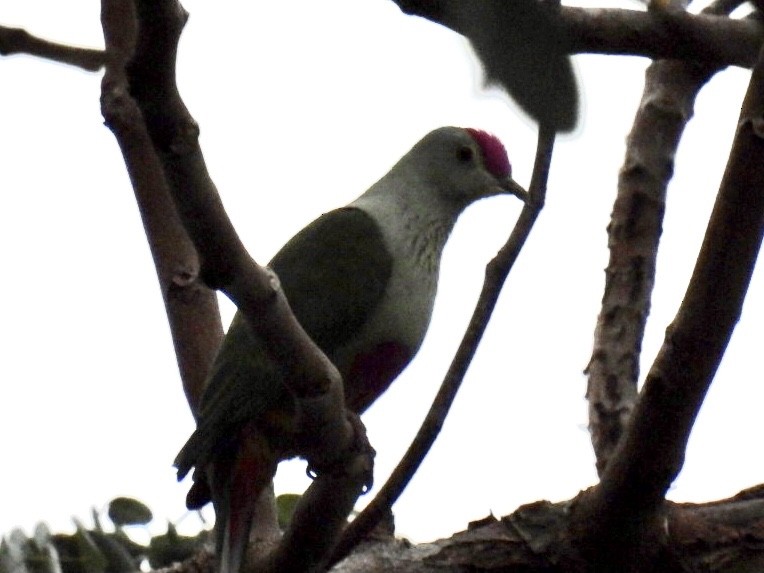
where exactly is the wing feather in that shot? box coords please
[175,206,392,478]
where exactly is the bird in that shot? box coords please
[396,0,580,133]
[174,126,526,573]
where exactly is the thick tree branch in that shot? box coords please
[586,0,739,476]
[0,24,106,71]
[329,126,555,568]
[98,0,221,415]
[392,2,763,68]
[125,0,358,470]
[257,453,372,573]
[573,35,764,571]
[322,486,764,572]
[125,0,340,418]
[9,6,758,87]
[562,7,763,66]
[601,39,764,512]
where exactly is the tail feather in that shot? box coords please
[175,422,231,483]
[185,475,212,510]
[212,425,278,573]
[217,499,253,573]
[174,429,206,482]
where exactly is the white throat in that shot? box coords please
[350,173,458,274]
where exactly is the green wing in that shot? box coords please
[175,207,392,476]
[271,206,392,351]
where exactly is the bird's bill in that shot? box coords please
[500,177,531,204]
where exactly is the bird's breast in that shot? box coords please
[343,341,414,413]
[333,241,439,412]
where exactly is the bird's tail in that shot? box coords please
[212,426,278,573]
[174,426,214,483]
[217,501,251,573]
[174,429,218,510]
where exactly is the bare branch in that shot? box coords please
[328,126,556,567]
[392,2,763,68]
[98,0,221,414]
[116,0,372,565]
[124,0,357,469]
[607,49,764,500]
[257,451,373,573]
[586,0,740,476]
[0,24,105,71]
[574,35,764,570]
[562,7,763,67]
[125,0,338,415]
[319,487,764,571]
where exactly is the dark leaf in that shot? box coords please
[107,498,152,527]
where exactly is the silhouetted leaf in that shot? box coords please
[71,526,107,573]
[0,531,30,573]
[147,523,206,569]
[26,523,62,573]
[107,499,152,527]
[276,493,301,529]
[89,531,138,573]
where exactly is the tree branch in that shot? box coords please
[117,0,372,567]
[318,486,764,572]
[98,0,221,415]
[586,0,740,476]
[602,37,764,513]
[125,0,358,467]
[562,7,763,67]
[392,2,763,68]
[575,32,764,571]
[328,126,555,568]
[257,452,372,573]
[0,24,105,71]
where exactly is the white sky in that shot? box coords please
[1,0,762,545]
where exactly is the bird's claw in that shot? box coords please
[305,411,375,493]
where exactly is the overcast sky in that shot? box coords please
[1,0,762,544]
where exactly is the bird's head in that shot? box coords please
[402,126,527,210]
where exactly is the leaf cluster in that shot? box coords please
[0,498,206,573]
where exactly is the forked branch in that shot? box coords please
[574,35,764,571]
[586,0,742,477]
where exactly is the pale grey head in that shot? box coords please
[376,126,525,213]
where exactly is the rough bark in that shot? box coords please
[586,0,739,476]
[569,31,764,573]
[170,485,764,572]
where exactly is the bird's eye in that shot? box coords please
[456,145,474,163]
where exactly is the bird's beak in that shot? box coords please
[500,176,530,204]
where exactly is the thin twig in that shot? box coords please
[0,24,105,71]
[328,125,557,567]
